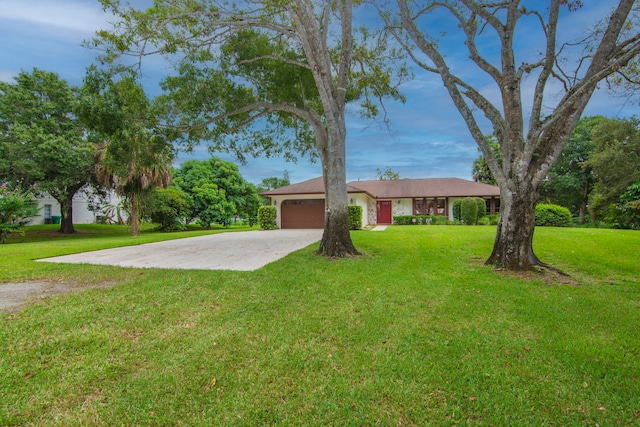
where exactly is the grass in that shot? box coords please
[1,224,639,426]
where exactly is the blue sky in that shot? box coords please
[1,0,638,185]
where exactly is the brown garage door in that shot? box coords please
[281,199,325,228]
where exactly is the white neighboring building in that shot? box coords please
[29,190,125,225]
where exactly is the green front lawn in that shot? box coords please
[1,225,639,426]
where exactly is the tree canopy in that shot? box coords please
[255,172,290,205]
[80,67,174,236]
[0,68,97,234]
[376,167,400,180]
[539,116,604,222]
[173,158,260,228]
[471,137,501,186]
[587,116,640,221]
[95,0,406,257]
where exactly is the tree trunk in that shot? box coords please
[317,161,360,258]
[58,194,76,234]
[130,192,140,237]
[316,125,359,258]
[579,179,590,224]
[486,180,540,270]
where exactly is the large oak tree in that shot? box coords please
[96,0,405,257]
[391,0,640,271]
[0,69,97,234]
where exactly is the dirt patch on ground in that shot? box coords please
[494,268,582,286]
[0,281,117,313]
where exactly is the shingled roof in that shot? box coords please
[347,178,500,198]
[262,177,500,198]
[261,177,368,196]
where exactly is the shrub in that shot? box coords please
[461,197,478,225]
[475,198,487,218]
[452,199,462,221]
[0,184,38,243]
[535,203,572,227]
[616,182,640,230]
[258,205,277,230]
[487,214,500,225]
[393,215,437,225]
[145,187,192,232]
[348,205,362,230]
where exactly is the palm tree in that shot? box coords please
[83,67,173,236]
[95,128,173,236]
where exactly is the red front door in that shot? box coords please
[377,200,392,224]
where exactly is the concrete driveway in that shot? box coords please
[37,229,324,271]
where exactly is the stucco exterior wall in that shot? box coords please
[349,193,370,228]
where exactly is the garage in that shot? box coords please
[281,199,325,228]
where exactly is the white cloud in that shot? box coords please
[0,0,112,35]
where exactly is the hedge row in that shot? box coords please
[453,197,487,225]
[393,215,454,225]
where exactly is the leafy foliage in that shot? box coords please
[393,215,438,225]
[376,167,400,180]
[587,117,640,221]
[535,204,572,227]
[144,187,192,232]
[0,184,38,243]
[81,67,174,236]
[471,136,501,185]
[0,69,97,234]
[539,116,603,221]
[452,199,462,222]
[173,158,260,228]
[461,198,478,225]
[348,205,362,230]
[475,197,486,219]
[258,205,277,230]
[255,171,290,206]
[616,182,640,229]
[95,0,407,258]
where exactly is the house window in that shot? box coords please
[413,198,446,215]
[44,204,52,224]
[414,199,424,215]
[483,197,501,215]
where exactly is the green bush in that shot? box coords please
[535,203,572,227]
[0,184,38,243]
[487,214,500,225]
[452,199,462,221]
[258,205,278,230]
[393,215,437,225]
[145,187,192,232]
[348,205,362,230]
[461,197,478,225]
[475,197,487,218]
[616,182,640,230]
